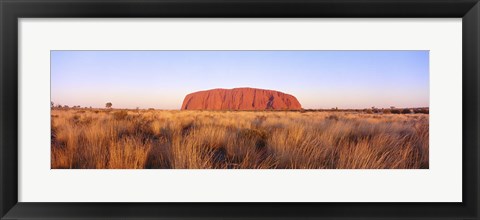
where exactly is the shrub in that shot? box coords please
[401,108,412,114]
[391,109,401,114]
[113,110,129,120]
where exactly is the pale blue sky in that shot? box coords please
[51,51,429,109]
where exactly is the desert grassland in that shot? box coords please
[51,109,429,169]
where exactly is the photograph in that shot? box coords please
[50,50,429,169]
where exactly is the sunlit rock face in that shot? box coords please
[181,88,302,111]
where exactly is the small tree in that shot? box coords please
[51,101,54,108]
[105,102,112,109]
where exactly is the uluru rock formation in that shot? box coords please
[181,88,302,110]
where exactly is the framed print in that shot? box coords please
[48,50,430,170]
[1,0,479,219]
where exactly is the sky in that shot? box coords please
[51,50,429,109]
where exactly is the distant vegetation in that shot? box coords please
[51,109,429,169]
[301,107,429,114]
[50,103,429,115]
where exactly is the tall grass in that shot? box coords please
[51,109,429,169]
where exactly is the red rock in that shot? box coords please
[181,88,302,110]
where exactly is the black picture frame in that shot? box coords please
[1,0,479,219]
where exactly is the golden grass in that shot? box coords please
[51,109,429,169]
